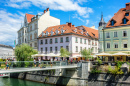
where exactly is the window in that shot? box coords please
[80,47,82,51]
[55,47,57,53]
[76,46,78,52]
[41,48,43,53]
[125,13,129,16]
[106,32,110,38]
[80,38,82,43]
[111,20,114,26]
[75,37,78,43]
[55,38,58,43]
[60,37,63,43]
[30,43,32,47]
[84,39,86,44]
[123,18,127,24]
[40,40,43,44]
[123,43,127,48]
[114,31,118,37]
[88,40,90,45]
[50,39,52,44]
[60,46,63,49]
[66,46,69,51]
[123,31,127,37]
[114,43,118,48]
[35,24,37,29]
[107,43,110,48]
[66,37,69,42]
[34,42,37,47]
[45,47,47,53]
[45,39,48,44]
[25,38,26,43]
[50,47,52,53]
[34,33,37,39]
[30,34,32,40]
[30,26,32,31]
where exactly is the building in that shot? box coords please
[38,23,98,60]
[0,44,14,59]
[98,3,130,61]
[17,8,60,50]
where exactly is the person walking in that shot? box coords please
[34,58,36,67]
[5,59,9,70]
[38,58,41,67]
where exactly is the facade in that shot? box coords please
[38,23,98,58]
[0,44,14,59]
[99,3,130,53]
[17,8,60,50]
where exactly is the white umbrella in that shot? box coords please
[112,52,128,56]
[96,52,112,56]
[44,53,61,57]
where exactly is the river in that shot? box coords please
[0,78,55,86]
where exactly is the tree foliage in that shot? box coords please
[60,48,70,57]
[80,48,92,60]
[15,44,38,61]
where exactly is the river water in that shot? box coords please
[0,78,55,86]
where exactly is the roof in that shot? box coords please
[0,44,13,49]
[106,3,130,28]
[38,23,98,39]
[25,13,34,23]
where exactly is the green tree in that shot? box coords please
[80,48,92,60]
[15,44,38,61]
[60,48,70,57]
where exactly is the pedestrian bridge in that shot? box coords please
[0,61,80,74]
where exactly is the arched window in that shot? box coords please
[34,33,37,39]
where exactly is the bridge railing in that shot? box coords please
[0,61,78,69]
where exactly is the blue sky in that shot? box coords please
[0,0,129,47]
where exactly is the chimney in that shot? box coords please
[126,3,130,11]
[72,25,75,27]
[47,8,49,11]
[68,23,72,27]
[44,10,46,13]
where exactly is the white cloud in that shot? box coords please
[0,10,24,47]
[72,14,84,22]
[5,0,93,18]
[104,15,112,22]
[86,19,89,25]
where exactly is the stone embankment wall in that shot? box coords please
[10,62,130,86]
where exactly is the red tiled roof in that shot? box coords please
[106,3,130,28]
[38,23,98,39]
[25,13,34,23]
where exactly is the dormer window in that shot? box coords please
[51,31,53,36]
[46,31,48,36]
[122,18,128,24]
[81,31,83,34]
[61,29,64,34]
[111,20,114,26]
[42,32,45,37]
[125,13,129,16]
[74,29,77,32]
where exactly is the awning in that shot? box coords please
[44,53,61,57]
[96,52,112,56]
[70,55,82,58]
[112,52,129,56]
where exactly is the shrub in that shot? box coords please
[111,66,124,75]
[91,68,102,74]
[107,65,112,73]
[97,58,102,65]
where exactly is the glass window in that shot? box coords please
[75,37,78,43]
[60,46,63,49]
[50,47,52,53]
[41,48,43,53]
[123,43,127,48]
[76,46,78,52]
[114,32,118,37]
[50,39,52,44]
[107,43,110,48]
[123,31,127,37]
[30,34,32,40]
[34,42,37,47]
[114,43,118,48]
[40,40,43,44]
[84,39,86,44]
[30,26,32,31]
[80,47,82,51]
[45,39,48,44]
[88,40,90,45]
[80,38,82,43]
[55,38,58,43]
[55,47,57,53]
[45,47,47,53]
[66,46,69,51]
[60,37,63,43]
[123,18,127,24]
[106,32,110,38]
[111,20,114,26]
[125,13,129,16]
[66,37,69,42]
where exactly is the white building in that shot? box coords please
[38,23,98,59]
[17,8,60,50]
[0,44,14,59]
